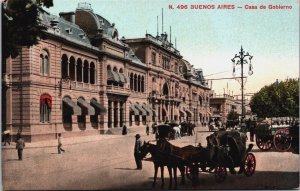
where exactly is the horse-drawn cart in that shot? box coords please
[185,130,256,184]
[140,129,256,188]
[255,118,299,152]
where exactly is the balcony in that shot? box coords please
[106,85,131,96]
[61,80,99,91]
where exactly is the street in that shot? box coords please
[2,126,299,190]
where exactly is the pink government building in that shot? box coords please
[2,3,211,142]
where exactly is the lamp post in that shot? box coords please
[231,46,253,122]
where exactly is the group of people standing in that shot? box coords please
[2,131,66,160]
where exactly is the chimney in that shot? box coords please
[59,12,75,23]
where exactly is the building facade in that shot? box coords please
[2,3,211,142]
[209,92,252,123]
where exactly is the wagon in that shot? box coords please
[185,130,256,184]
[255,118,298,152]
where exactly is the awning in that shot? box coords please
[63,97,82,115]
[130,105,139,115]
[107,70,120,83]
[135,104,147,116]
[91,99,107,114]
[142,104,152,116]
[77,98,95,115]
[118,73,127,83]
[179,109,186,117]
[147,104,156,117]
[40,94,52,108]
[185,109,194,117]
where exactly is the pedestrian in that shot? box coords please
[15,133,25,160]
[58,133,65,154]
[134,134,143,170]
[250,120,256,142]
[122,125,127,135]
[146,124,149,136]
[3,129,11,146]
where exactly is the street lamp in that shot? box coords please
[231,46,253,122]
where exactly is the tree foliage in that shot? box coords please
[227,110,239,121]
[2,0,53,59]
[250,78,299,118]
[226,110,239,127]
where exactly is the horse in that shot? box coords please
[140,139,199,189]
[173,126,181,139]
[139,141,184,189]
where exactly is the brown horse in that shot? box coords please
[140,139,198,189]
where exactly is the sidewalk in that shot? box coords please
[1,125,215,150]
[1,126,142,150]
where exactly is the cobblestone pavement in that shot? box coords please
[2,126,299,190]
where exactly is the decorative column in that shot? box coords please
[120,101,124,127]
[108,100,112,128]
[113,101,118,128]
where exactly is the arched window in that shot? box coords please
[69,56,75,81]
[130,73,133,90]
[40,50,50,76]
[90,62,95,84]
[76,58,83,82]
[83,60,89,83]
[61,54,68,79]
[40,94,52,122]
[141,76,145,92]
[107,65,111,71]
[163,83,169,96]
[138,75,141,92]
[134,74,137,91]
[199,96,203,107]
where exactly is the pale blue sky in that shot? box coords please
[46,0,299,97]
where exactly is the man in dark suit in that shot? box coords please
[16,133,25,160]
[134,134,143,170]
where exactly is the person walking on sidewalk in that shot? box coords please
[58,133,65,154]
[3,130,11,146]
[122,125,127,135]
[16,133,25,160]
[134,134,143,170]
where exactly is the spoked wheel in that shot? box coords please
[244,153,256,177]
[273,128,291,152]
[215,166,227,183]
[186,164,199,185]
[256,135,273,151]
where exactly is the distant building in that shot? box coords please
[2,3,211,141]
[209,92,252,123]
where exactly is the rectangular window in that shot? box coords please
[151,52,156,65]
[175,63,178,74]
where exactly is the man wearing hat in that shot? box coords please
[134,134,143,170]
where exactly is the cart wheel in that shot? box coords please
[215,166,227,183]
[244,153,256,177]
[186,164,199,185]
[273,128,291,152]
[256,136,272,150]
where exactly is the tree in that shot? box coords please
[227,110,239,127]
[250,78,299,118]
[2,0,53,59]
